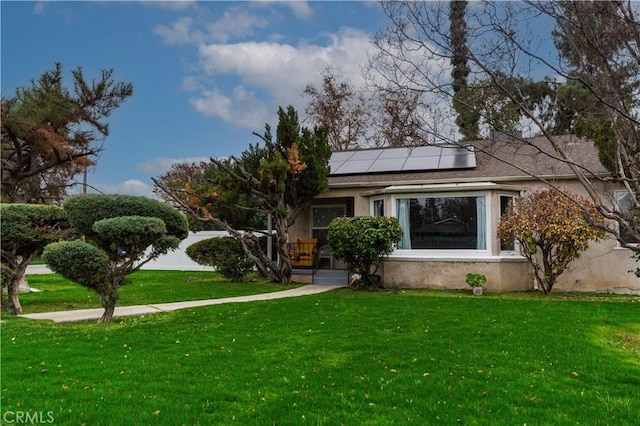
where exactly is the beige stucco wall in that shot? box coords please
[380,257,531,292]
[289,179,640,293]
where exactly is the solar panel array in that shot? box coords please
[329,145,476,176]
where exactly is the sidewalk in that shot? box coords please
[18,282,346,323]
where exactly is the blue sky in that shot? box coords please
[1,1,389,198]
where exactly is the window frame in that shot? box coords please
[310,204,346,246]
[615,190,640,245]
[390,191,492,256]
[371,197,385,217]
[499,194,517,252]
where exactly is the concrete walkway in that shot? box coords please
[18,283,346,323]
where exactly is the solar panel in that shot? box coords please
[329,145,476,176]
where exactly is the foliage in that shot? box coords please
[303,68,427,148]
[151,160,218,231]
[327,216,403,289]
[1,63,133,203]
[465,273,486,288]
[498,189,605,294]
[0,203,71,314]
[186,237,255,281]
[154,106,331,284]
[43,194,188,322]
[371,1,640,248]
[42,241,110,291]
[304,68,368,151]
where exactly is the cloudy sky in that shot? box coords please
[1,1,389,197]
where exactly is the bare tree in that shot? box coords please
[369,1,640,248]
[303,68,368,151]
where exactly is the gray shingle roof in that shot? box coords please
[328,135,608,186]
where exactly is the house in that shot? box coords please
[289,135,640,293]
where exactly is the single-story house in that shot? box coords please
[290,135,640,293]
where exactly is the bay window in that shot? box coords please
[395,195,487,250]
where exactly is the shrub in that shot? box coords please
[465,273,486,288]
[327,216,403,289]
[498,188,605,294]
[186,237,255,281]
[0,204,72,314]
[43,194,189,322]
[42,241,110,291]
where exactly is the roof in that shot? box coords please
[328,135,609,187]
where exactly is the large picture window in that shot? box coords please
[396,195,487,250]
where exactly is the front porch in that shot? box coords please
[291,268,350,285]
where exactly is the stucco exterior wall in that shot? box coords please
[289,178,639,293]
[380,257,531,292]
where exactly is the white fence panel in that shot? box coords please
[141,231,229,271]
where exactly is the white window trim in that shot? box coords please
[614,190,639,249]
[390,191,493,257]
[498,193,520,254]
[370,197,385,217]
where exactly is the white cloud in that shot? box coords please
[155,6,271,46]
[154,17,200,45]
[192,28,372,128]
[136,156,210,174]
[91,180,155,198]
[190,87,270,129]
[283,1,313,20]
[141,1,197,11]
[33,1,48,15]
[206,8,270,43]
[254,1,313,20]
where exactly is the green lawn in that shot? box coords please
[2,288,638,425]
[16,270,295,314]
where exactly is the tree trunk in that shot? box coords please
[7,281,23,315]
[98,280,120,323]
[99,302,116,323]
[7,264,30,315]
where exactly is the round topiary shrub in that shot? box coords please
[186,237,255,281]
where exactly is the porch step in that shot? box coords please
[313,269,349,286]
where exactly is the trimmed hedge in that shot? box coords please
[42,241,110,291]
[63,194,188,241]
[186,237,255,281]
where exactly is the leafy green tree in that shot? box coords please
[42,194,188,323]
[327,216,403,289]
[498,189,605,294]
[155,106,331,284]
[1,63,133,203]
[0,204,72,314]
[185,237,255,281]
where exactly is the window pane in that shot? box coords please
[373,199,384,217]
[396,196,486,249]
[312,206,345,229]
[617,192,640,243]
[500,196,515,251]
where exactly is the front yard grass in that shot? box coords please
[1,289,638,425]
[16,270,294,314]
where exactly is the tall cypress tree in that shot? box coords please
[449,0,478,140]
